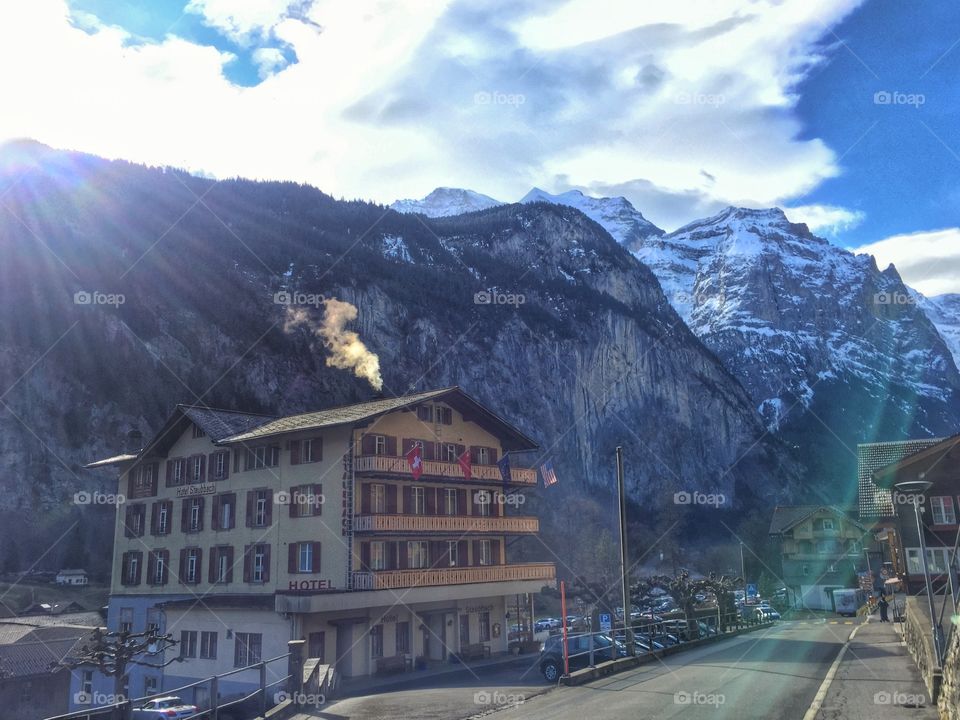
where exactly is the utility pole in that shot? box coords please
[616,447,634,655]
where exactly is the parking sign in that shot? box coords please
[599,613,611,632]
[746,584,758,598]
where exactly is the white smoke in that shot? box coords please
[285,299,383,391]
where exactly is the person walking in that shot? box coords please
[878,594,889,622]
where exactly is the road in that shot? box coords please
[295,619,935,720]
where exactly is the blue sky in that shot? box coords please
[1,0,958,293]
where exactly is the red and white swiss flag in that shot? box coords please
[458,449,472,481]
[406,443,423,481]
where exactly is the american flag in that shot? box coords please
[540,460,558,487]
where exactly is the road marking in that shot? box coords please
[802,619,867,720]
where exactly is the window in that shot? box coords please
[905,548,954,574]
[253,544,268,582]
[370,624,383,658]
[442,443,457,462]
[370,541,386,571]
[211,546,233,584]
[444,488,458,515]
[173,458,186,485]
[192,455,203,483]
[125,504,146,537]
[411,486,425,515]
[188,498,204,532]
[212,451,228,480]
[816,518,835,531]
[407,541,428,569]
[429,405,452,425]
[371,484,386,514]
[291,484,323,518]
[146,608,162,635]
[118,607,134,634]
[396,622,410,654]
[447,540,459,567]
[299,543,314,573]
[183,548,201,584]
[122,552,142,586]
[815,539,839,554]
[180,630,198,658]
[234,633,262,667]
[149,551,167,586]
[215,493,235,530]
[478,612,491,642]
[478,540,492,566]
[156,501,170,535]
[931,497,957,525]
[200,631,218,659]
[475,491,491,517]
[245,445,280,470]
[134,464,156,494]
[80,670,93,699]
[374,435,387,456]
[801,564,810,575]
[302,438,321,463]
[248,489,271,527]
[476,447,489,465]
[192,423,206,439]
[144,676,159,697]
[308,632,325,661]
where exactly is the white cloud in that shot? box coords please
[852,228,960,296]
[0,0,867,231]
[252,47,287,79]
[783,204,865,236]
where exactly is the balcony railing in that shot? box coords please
[353,454,537,485]
[354,514,539,534]
[351,562,556,591]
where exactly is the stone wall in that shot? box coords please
[940,621,960,720]
[902,597,942,700]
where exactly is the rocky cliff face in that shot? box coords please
[0,143,794,537]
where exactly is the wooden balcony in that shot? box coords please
[351,562,555,591]
[353,454,537,485]
[354,514,539,534]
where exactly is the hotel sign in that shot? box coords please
[287,579,335,592]
[175,483,216,498]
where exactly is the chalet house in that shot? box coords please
[870,433,960,595]
[769,505,873,611]
[82,387,555,709]
[55,569,89,586]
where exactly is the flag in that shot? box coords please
[497,453,512,485]
[540,460,558,487]
[406,443,423,481]
[458,449,472,481]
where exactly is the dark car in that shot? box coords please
[539,633,627,681]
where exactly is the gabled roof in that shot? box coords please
[871,432,960,488]
[768,505,865,535]
[221,387,539,451]
[0,636,89,678]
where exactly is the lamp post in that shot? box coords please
[894,479,943,664]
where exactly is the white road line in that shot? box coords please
[802,619,867,720]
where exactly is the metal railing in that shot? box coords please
[353,513,539,533]
[351,562,556,590]
[353,454,537,484]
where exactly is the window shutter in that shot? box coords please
[166,460,173,487]
[422,441,435,461]
[181,500,190,533]
[197,497,205,531]
[385,541,397,570]
[457,489,467,515]
[233,450,240,474]
[211,495,221,530]
[225,547,234,583]
[289,544,299,575]
[457,541,467,567]
[150,503,159,535]
[225,493,235,529]
[402,438,415,453]
[403,486,412,513]
[132,552,142,585]
[195,551,202,585]
[198,455,206,483]
[178,549,187,584]
[161,550,169,584]
[147,552,157,585]
[262,545,271,583]
[385,436,397,456]
[243,545,252,583]
[361,484,371,514]
[245,491,255,527]
[127,472,135,499]
[443,408,452,425]
[426,488,437,515]
[123,507,133,538]
[220,453,230,480]
[491,495,501,517]
[417,405,431,421]
[360,542,371,571]
[289,486,299,519]
[208,548,217,584]
[386,485,397,514]
[264,492,273,526]
[397,543,408,570]
[120,552,129,585]
[312,542,321,572]
[469,446,479,464]
[313,484,323,516]
[430,541,444,567]
[290,440,301,465]
[455,444,465,460]
[491,540,501,564]
[488,448,498,463]
[361,434,376,455]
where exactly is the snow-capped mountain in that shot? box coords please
[633,206,960,436]
[390,187,501,217]
[520,187,664,250]
[912,292,960,369]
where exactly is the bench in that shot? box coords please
[459,643,491,661]
[375,655,408,675]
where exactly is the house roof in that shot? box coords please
[221,387,539,451]
[871,432,960,488]
[0,636,88,678]
[768,505,865,535]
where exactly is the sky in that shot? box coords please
[1,0,958,295]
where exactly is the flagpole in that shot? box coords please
[616,446,634,656]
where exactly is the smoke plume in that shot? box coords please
[285,299,383,391]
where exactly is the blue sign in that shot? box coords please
[599,613,612,632]
[746,584,758,598]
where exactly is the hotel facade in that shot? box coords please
[82,388,555,707]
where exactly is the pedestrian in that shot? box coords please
[878,594,889,622]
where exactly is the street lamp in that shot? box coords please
[894,479,943,663]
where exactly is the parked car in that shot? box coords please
[535,618,560,632]
[132,696,198,719]
[539,633,627,681]
[752,605,781,621]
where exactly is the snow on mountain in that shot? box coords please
[520,187,664,250]
[911,291,960,369]
[633,206,960,432]
[390,187,502,217]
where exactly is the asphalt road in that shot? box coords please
[295,619,932,720]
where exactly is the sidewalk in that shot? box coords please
[814,619,937,719]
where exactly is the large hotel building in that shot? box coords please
[82,387,555,705]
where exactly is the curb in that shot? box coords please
[560,623,776,686]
